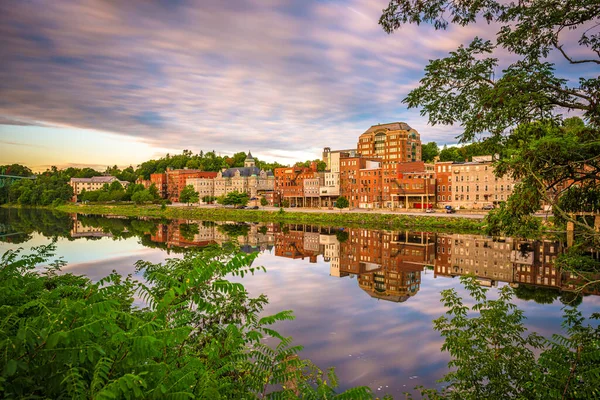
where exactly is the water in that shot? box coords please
[1,207,598,396]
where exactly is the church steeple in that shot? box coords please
[244,151,256,168]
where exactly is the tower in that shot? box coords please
[244,151,256,168]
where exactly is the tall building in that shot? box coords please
[356,122,422,163]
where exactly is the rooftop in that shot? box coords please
[362,122,413,134]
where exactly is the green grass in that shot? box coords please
[55,203,486,233]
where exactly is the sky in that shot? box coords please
[0,0,591,171]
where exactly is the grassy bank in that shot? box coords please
[54,203,486,232]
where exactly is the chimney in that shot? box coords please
[310,161,317,171]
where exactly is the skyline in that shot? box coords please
[0,0,590,171]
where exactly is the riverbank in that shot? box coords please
[53,203,486,232]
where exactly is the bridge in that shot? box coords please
[0,174,37,188]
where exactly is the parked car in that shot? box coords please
[250,206,259,209]
[425,208,435,213]
[235,205,246,209]
[482,204,494,210]
[446,207,456,214]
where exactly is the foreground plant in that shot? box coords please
[409,276,600,400]
[0,244,373,399]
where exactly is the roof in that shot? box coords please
[245,151,254,160]
[221,167,273,178]
[362,122,413,134]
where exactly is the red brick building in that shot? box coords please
[339,155,383,208]
[165,169,217,202]
[274,163,320,207]
[150,173,168,199]
[389,162,436,209]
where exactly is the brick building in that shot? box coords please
[150,173,168,198]
[165,168,217,203]
[434,156,516,209]
[356,122,422,163]
[389,162,436,209]
[339,155,382,208]
[274,163,321,207]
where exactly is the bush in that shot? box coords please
[0,245,374,399]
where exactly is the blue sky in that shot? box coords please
[0,0,591,171]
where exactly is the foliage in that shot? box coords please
[281,199,290,208]
[202,195,217,204]
[380,0,599,139]
[56,203,485,233]
[421,142,440,163]
[218,223,250,238]
[6,167,74,206]
[335,196,349,209]
[296,159,327,171]
[179,222,200,241]
[179,185,199,205]
[81,181,128,203]
[131,189,155,204]
[135,150,287,180]
[0,164,33,177]
[0,244,373,399]
[408,276,600,400]
[217,191,250,207]
[335,230,349,243]
[261,197,269,207]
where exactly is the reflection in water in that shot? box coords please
[1,207,599,395]
[1,207,598,300]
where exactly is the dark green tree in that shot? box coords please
[179,185,199,205]
[260,197,268,207]
[335,196,349,210]
[421,142,440,162]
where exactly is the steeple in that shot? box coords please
[244,151,256,168]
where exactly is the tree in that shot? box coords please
[217,191,249,207]
[335,196,349,210]
[147,183,160,200]
[380,0,599,140]
[438,145,463,162]
[0,245,374,399]
[260,197,268,207]
[380,0,600,283]
[179,185,199,205]
[202,195,217,204]
[179,222,200,241]
[421,142,440,162]
[406,276,600,399]
[131,189,153,204]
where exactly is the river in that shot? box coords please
[1,207,598,397]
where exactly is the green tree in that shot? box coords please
[202,195,217,204]
[179,185,199,205]
[131,189,154,204]
[380,0,599,139]
[0,245,374,399]
[147,183,160,200]
[260,197,268,207]
[179,222,200,241]
[335,196,349,210]
[421,142,440,163]
[407,276,600,399]
[439,146,464,162]
[217,191,249,207]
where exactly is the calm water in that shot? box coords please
[1,208,599,397]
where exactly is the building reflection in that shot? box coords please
[69,214,599,301]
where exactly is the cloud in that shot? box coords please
[1,0,588,163]
[0,0,483,158]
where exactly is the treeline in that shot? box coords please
[421,141,491,163]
